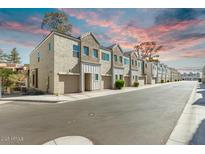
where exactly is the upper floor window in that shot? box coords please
[102,52,110,61]
[124,58,129,65]
[135,60,138,66]
[48,43,51,51]
[37,52,40,62]
[83,46,89,56]
[114,55,117,62]
[73,44,80,57]
[119,56,123,63]
[138,62,141,68]
[93,49,98,58]
[132,59,134,65]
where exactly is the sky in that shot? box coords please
[0,8,205,73]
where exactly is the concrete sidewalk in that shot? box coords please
[166,83,205,145]
[0,82,175,104]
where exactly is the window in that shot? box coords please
[133,75,134,79]
[32,74,35,86]
[135,60,138,66]
[120,75,123,80]
[114,55,117,62]
[135,76,138,81]
[138,62,141,67]
[48,43,51,51]
[119,56,123,63]
[83,46,89,56]
[37,52,40,62]
[115,75,118,80]
[101,52,110,61]
[93,49,98,58]
[73,45,80,57]
[95,74,99,81]
[132,59,134,65]
[124,58,129,65]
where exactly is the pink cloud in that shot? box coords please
[182,49,205,58]
[55,9,205,61]
[0,38,35,47]
[0,21,49,35]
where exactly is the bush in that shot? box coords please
[115,80,124,89]
[167,80,169,82]
[23,88,45,95]
[133,81,139,87]
[161,80,164,83]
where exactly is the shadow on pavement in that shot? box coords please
[192,84,205,106]
[189,119,205,145]
[189,84,205,144]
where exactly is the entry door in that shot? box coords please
[84,73,91,91]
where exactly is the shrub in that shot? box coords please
[115,80,124,89]
[161,80,164,83]
[23,88,45,95]
[133,81,139,87]
[167,80,169,82]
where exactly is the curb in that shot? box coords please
[0,81,180,104]
[0,99,60,103]
[166,82,198,145]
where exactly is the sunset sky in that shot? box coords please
[0,8,205,72]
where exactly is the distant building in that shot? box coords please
[0,62,29,87]
[181,72,201,81]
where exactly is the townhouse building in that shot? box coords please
[156,63,163,83]
[202,66,205,83]
[146,62,158,84]
[123,51,145,86]
[181,72,201,81]
[30,31,181,94]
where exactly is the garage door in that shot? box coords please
[124,76,130,87]
[59,75,80,93]
[151,78,156,84]
[101,76,112,89]
[138,77,145,86]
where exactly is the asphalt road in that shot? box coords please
[0,81,196,145]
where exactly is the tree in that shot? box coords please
[8,73,25,88]
[41,12,72,35]
[0,68,14,93]
[0,48,8,62]
[7,48,21,64]
[134,41,163,62]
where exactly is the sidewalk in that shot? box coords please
[0,82,174,104]
[166,83,205,145]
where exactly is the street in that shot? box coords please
[0,81,196,145]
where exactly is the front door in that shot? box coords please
[84,73,91,91]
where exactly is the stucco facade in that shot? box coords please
[30,31,181,94]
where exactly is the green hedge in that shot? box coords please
[115,80,125,89]
[133,81,139,87]
[161,80,164,83]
